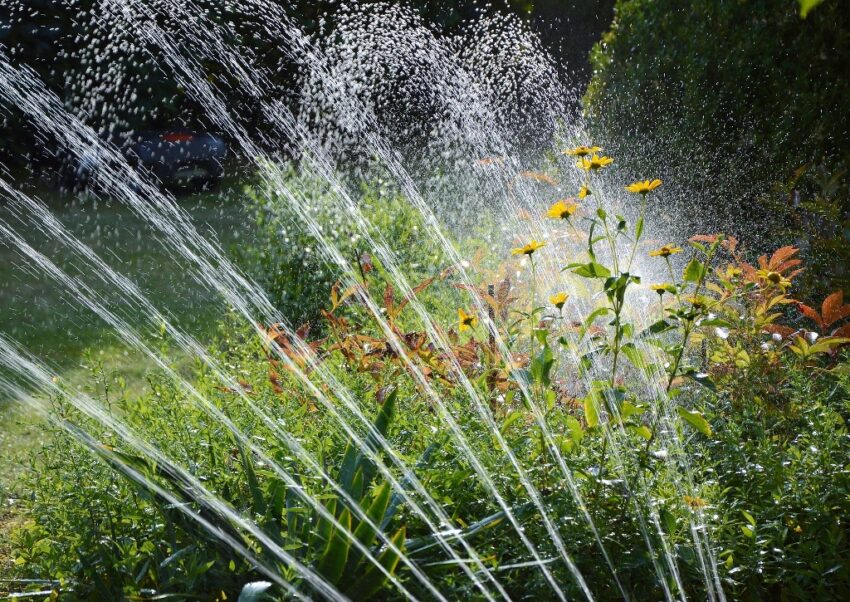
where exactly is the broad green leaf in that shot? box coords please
[628,424,652,440]
[311,497,336,553]
[566,416,585,444]
[584,395,599,428]
[621,342,647,371]
[530,344,555,387]
[500,410,525,434]
[798,0,825,18]
[676,407,712,437]
[573,262,612,279]
[345,526,406,599]
[346,481,393,578]
[683,258,705,283]
[317,506,351,584]
[621,401,645,419]
[741,510,756,527]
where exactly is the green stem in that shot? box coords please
[644,247,719,453]
[626,194,648,273]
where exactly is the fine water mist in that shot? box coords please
[0,2,729,600]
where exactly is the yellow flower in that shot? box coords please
[458,308,478,332]
[685,296,706,310]
[794,524,803,534]
[651,283,671,296]
[562,145,602,157]
[576,154,614,171]
[683,495,707,510]
[546,199,579,220]
[549,292,569,309]
[757,269,791,290]
[578,185,591,199]
[649,244,683,258]
[625,179,662,195]
[511,240,547,256]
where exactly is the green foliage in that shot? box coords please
[584,0,850,293]
[6,162,850,600]
[242,168,441,326]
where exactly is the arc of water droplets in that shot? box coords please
[0,58,502,601]
[519,169,725,601]
[0,180,467,601]
[0,210,430,600]
[0,338,331,601]
[3,2,720,596]
[113,1,594,597]
[119,1,698,597]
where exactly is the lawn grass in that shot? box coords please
[0,179,255,373]
[0,176,258,571]
[0,404,43,591]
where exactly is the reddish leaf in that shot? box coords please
[768,246,799,269]
[822,291,850,327]
[797,303,825,330]
[384,283,395,317]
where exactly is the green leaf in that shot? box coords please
[573,262,611,279]
[740,525,755,538]
[628,424,652,440]
[565,416,585,444]
[584,395,599,428]
[345,526,406,599]
[530,343,555,387]
[741,510,756,527]
[500,410,525,434]
[346,481,393,577]
[620,401,645,419]
[317,506,351,584]
[635,215,644,240]
[798,0,825,18]
[646,319,673,335]
[676,407,712,437]
[236,442,266,516]
[683,258,705,283]
[621,342,647,371]
[311,497,337,553]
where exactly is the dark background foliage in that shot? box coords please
[0,0,614,178]
[584,0,850,294]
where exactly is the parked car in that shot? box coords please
[66,130,227,193]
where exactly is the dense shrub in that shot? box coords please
[583,0,850,293]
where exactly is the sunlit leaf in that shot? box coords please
[798,0,825,19]
[676,406,712,437]
[584,395,599,428]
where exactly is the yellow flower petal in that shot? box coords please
[549,292,569,309]
[562,145,603,157]
[511,240,547,256]
[546,199,579,220]
[576,154,614,171]
[649,245,683,258]
[625,179,662,194]
[458,308,478,332]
